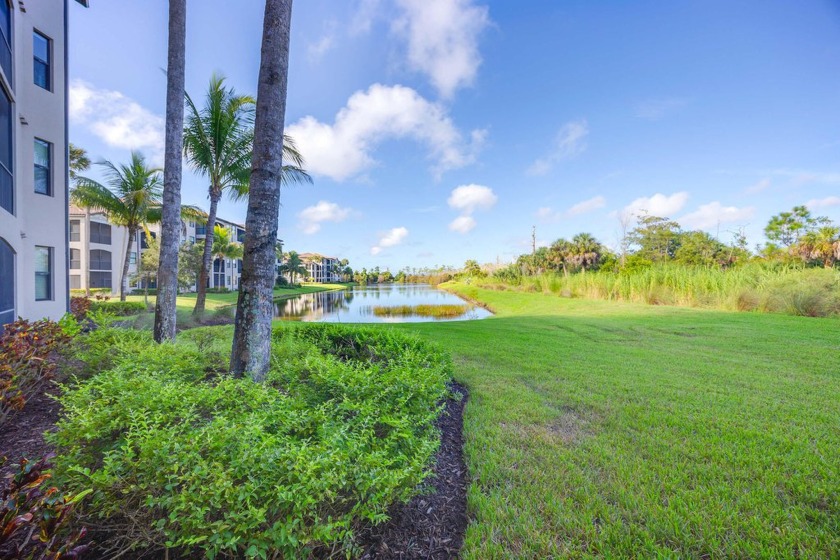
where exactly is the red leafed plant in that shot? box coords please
[0,319,70,426]
[1,455,92,559]
[69,298,92,321]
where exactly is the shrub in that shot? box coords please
[0,456,92,559]
[50,325,450,559]
[0,319,70,425]
[89,301,147,317]
[70,297,92,320]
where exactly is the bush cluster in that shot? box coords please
[88,300,147,316]
[50,324,450,559]
[0,318,70,425]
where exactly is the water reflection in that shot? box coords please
[274,284,493,323]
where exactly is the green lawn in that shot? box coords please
[124,283,347,310]
[385,284,840,558]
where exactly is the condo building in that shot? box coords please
[0,0,88,328]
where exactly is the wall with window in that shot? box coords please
[0,0,69,326]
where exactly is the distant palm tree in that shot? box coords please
[798,226,840,268]
[568,233,603,271]
[184,74,312,315]
[548,238,572,276]
[280,251,306,285]
[71,152,162,301]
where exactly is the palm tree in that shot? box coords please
[548,238,572,276]
[69,143,92,297]
[279,250,306,285]
[71,152,162,301]
[231,0,294,380]
[184,74,311,316]
[210,225,243,289]
[154,0,188,342]
[798,226,840,268]
[568,233,603,271]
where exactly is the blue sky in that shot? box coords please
[68,0,840,270]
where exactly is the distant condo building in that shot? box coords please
[300,253,342,283]
[0,0,89,329]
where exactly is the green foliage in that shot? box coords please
[50,325,450,558]
[628,214,682,262]
[0,319,70,425]
[764,205,818,246]
[89,301,147,316]
[0,456,92,559]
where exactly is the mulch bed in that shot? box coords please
[0,383,61,485]
[0,382,470,560]
[356,382,470,560]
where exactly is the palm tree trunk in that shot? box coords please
[154,0,187,342]
[121,227,136,302]
[193,191,220,316]
[231,0,293,381]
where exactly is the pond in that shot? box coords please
[274,284,493,323]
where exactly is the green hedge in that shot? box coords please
[89,300,147,316]
[50,324,451,558]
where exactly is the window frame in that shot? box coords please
[34,246,52,301]
[0,82,12,215]
[69,248,80,270]
[33,137,51,196]
[0,0,13,89]
[89,249,112,271]
[90,222,112,245]
[69,220,80,242]
[33,29,51,91]
[0,236,14,329]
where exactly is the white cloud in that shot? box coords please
[805,196,840,210]
[297,201,353,234]
[745,178,771,194]
[449,215,477,233]
[567,195,606,216]
[70,80,165,164]
[679,202,755,230]
[447,184,497,214]
[392,0,490,98]
[286,84,483,181]
[371,226,409,255]
[308,33,336,60]
[620,192,689,219]
[447,184,496,234]
[350,0,383,35]
[527,120,589,176]
[634,97,689,120]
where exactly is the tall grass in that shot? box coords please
[475,264,840,317]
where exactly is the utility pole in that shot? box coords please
[531,225,537,273]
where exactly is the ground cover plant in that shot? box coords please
[389,283,840,558]
[477,263,840,317]
[371,304,471,318]
[49,323,450,559]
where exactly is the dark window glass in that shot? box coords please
[140,231,156,249]
[0,236,13,328]
[69,248,80,269]
[195,225,206,236]
[70,220,80,242]
[0,87,11,214]
[34,138,50,195]
[90,271,111,289]
[90,222,111,244]
[34,246,51,301]
[89,249,111,271]
[33,31,51,90]
[0,1,11,88]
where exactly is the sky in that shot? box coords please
[68,0,840,271]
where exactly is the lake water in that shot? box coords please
[274,284,493,323]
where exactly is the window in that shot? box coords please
[69,275,80,289]
[33,31,51,90]
[90,222,111,244]
[0,86,11,214]
[34,246,52,301]
[90,271,111,289]
[0,0,11,87]
[212,258,225,288]
[129,251,136,265]
[0,237,13,328]
[34,138,51,195]
[195,225,206,236]
[70,220,80,242]
[140,231,156,249]
[89,249,111,271]
[69,248,80,269]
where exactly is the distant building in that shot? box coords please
[68,208,247,294]
[299,253,342,283]
[0,0,89,329]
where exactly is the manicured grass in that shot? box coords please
[124,283,346,310]
[385,283,840,558]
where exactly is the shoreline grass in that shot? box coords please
[371,304,471,318]
[123,283,346,311]
[386,284,840,558]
